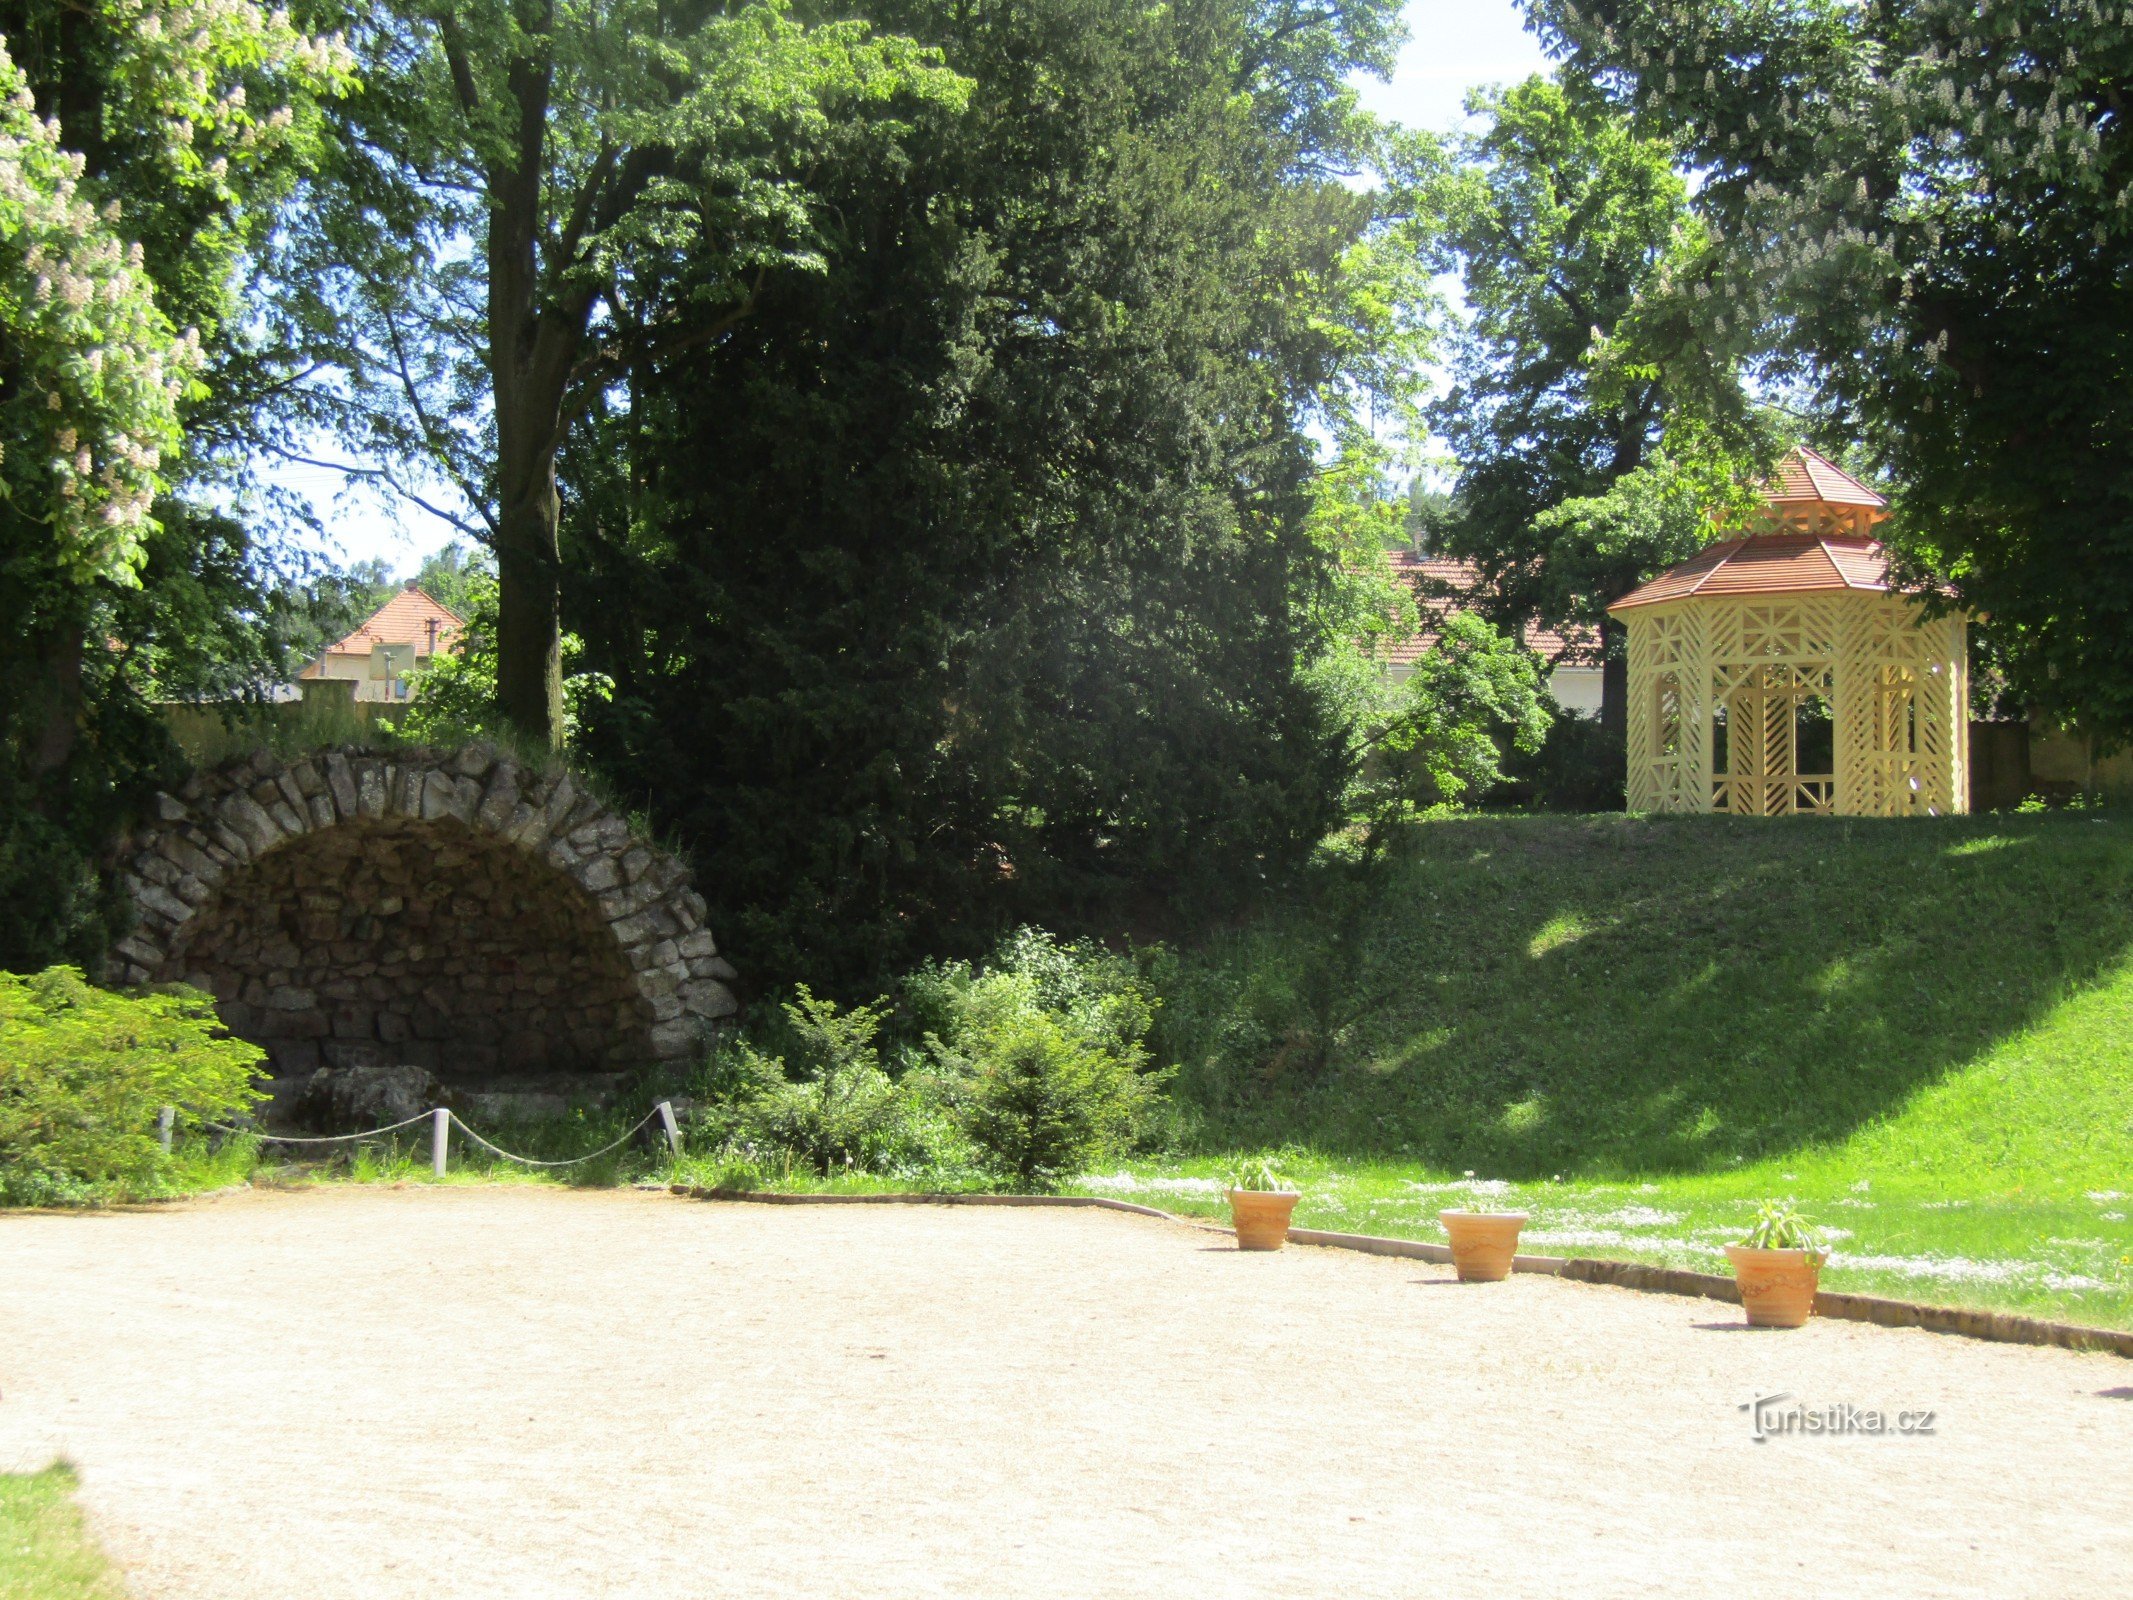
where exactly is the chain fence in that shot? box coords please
[186,1101,685,1174]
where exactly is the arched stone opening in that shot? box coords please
[111,744,737,1108]
[159,817,652,1082]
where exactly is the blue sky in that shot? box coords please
[275,0,1551,577]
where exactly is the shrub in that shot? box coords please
[0,967,266,1204]
[707,986,952,1176]
[917,929,1171,1191]
[0,806,112,973]
[1227,1151,1297,1193]
[959,1010,1160,1192]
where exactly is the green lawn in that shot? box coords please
[0,1466,128,1600]
[1062,1160,2133,1332]
[1116,810,2133,1328]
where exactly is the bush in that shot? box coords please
[0,967,266,1204]
[915,929,1170,1191]
[958,1011,1159,1191]
[704,986,953,1176]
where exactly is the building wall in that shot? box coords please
[1386,660,1605,718]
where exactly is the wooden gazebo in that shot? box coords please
[1609,448,1968,817]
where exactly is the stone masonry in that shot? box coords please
[111,745,736,1084]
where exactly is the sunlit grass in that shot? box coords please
[0,1463,129,1600]
[1061,1155,2133,1330]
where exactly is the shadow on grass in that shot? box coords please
[1172,811,2133,1177]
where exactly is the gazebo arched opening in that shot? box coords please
[112,745,738,1115]
[1610,448,1968,818]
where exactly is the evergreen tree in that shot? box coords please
[559,0,1410,984]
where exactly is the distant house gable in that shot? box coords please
[297,581,467,702]
[1378,551,1605,715]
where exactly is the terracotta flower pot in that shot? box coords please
[1438,1211,1528,1282]
[1725,1244,1826,1328]
[1228,1189,1301,1251]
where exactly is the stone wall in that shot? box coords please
[113,745,736,1085]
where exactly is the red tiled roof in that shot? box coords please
[1765,445,1886,510]
[1381,551,1602,666]
[1607,447,1901,613]
[1607,533,1893,613]
[308,584,465,662]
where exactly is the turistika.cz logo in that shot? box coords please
[1739,1392,1938,1442]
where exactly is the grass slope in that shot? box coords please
[1170,811,2133,1184]
[1138,810,2133,1326]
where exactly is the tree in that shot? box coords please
[1528,0,2133,739]
[555,0,1412,985]
[285,0,965,748]
[0,1,350,968]
[411,541,488,620]
[1418,73,1753,735]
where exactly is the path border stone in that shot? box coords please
[114,743,736,1063]
[677,1188,2133,1360]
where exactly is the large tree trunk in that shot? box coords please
[24,609,85,787]
[493,442,565,744]
[484,45,573,750]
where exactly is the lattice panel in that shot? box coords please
[1624,602,1709,813]
[1621,593,1966,817]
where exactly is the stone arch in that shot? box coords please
[110,745,735,1092]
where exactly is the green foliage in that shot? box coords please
[1497,699,1625,813]
[706,987,952,1176]
[400,552,612,747]
[1356,611,1551,832]
[0,966,266,1204]
[1226,1151,1296,1194]
[919,928,1169,1191]
[1531,0,2133,741]
[956,1011,1161,1193]
[0,798,114,973]
[561,0,1410,984]
[286,0,969,745]
[1413,73,1758,729]
[1739,1198,1825,1256]
[0,0,352,958]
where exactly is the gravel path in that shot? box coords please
[3,1186,2129,1599]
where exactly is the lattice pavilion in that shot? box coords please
[1609,447,1968,817]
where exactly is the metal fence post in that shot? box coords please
[657,1101,683,1159]
[432,1107,449,1178]
[158,1105,175,1154]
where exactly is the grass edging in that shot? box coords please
[675,1187,1186,1223]
[678,1188,2133,1360]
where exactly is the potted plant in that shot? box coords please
[1439,1180,1528,1282]
[1226,1153,1301,1251]
[1725,1199,1828,1329]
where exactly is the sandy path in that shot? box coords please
[2,1186,2129,1599]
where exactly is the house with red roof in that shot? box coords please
[1380,551,1606,716]
[296,581,465,703]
